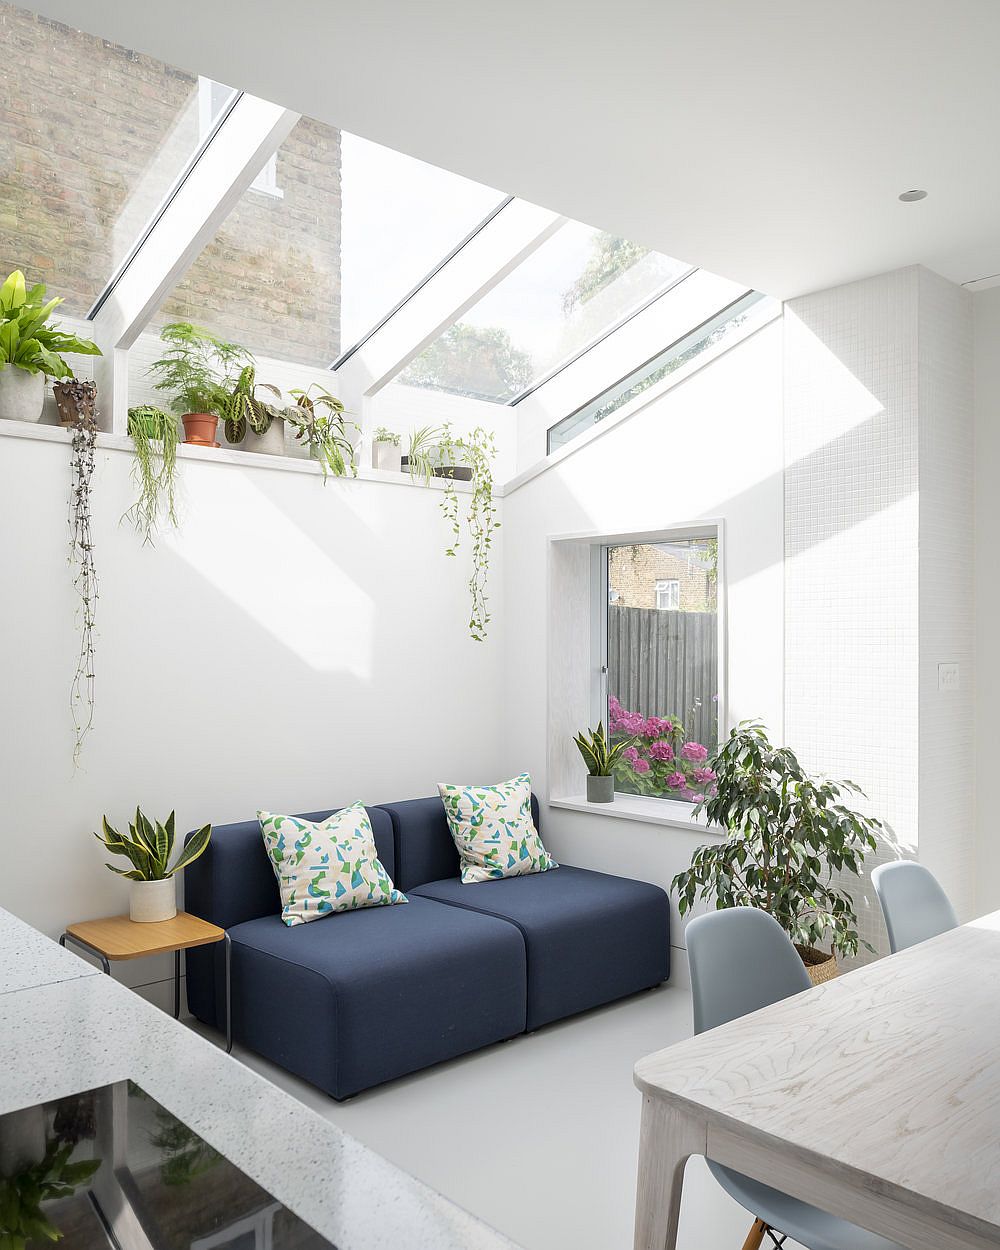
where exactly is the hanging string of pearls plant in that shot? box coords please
[68,403,99,765]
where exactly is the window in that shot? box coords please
[398,221,692,403]
[547,290,772,454]
[603,534,720,804]
[0,5,236,316]
[655,580,680,610]
[200,80,279,197]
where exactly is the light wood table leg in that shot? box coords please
[634,1095,707,1250]
[741,1218,767,1250]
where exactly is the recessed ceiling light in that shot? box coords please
[899,189,928,202]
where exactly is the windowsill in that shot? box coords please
[548,792,722,835]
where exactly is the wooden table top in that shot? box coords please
[64,911,225,960]
[635,911,1000,1242]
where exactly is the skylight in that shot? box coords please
[397,222,692,403]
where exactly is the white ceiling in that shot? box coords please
[28,0,1000,299]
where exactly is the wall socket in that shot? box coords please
[938,662,960,692]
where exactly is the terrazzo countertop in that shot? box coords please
[0,907,521,1250]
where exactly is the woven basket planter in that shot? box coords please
[796,944,839,985]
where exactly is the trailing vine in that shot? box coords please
[68,408,98,765]
[437,424,499,642]
[125,405,179,544]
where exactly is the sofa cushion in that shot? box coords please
[438,774,557,884]
[222,896,527,1098]
[376,794,542,893]
[411,866,669,1029]
[259,804,406,926]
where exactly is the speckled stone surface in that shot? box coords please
[0,907,101,994]
[0,909,520,1250]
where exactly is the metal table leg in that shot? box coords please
[174,949,181,1018]
[59,931,111,974]
[224,932,233,1054]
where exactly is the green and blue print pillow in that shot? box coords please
[259,802,407,926]
[437,773,558,884]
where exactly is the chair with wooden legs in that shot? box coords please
[687,908,906,1250]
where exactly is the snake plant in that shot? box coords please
[574,722,636,776]
[95,809,212,881]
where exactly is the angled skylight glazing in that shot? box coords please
[0,2,235,316]
[397,222,692,403]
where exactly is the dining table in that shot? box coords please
[633,912,1000,1250]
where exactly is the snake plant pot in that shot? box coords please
[372,441,401,472]
[242,417,285,457]
[0,367,45,422]
[130,877,177,923]
[796,944,839,985]
[182,413,219,447]
[586,774,615,803]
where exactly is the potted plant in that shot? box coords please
[286,383,358,478]
[125,406,180,543]
[148,322,250,447]
[371,425,401,472]
[95,809,212,922]
[402,424,442,482]
[436,424,500,641]
[672,721,884,983]
[574,721,637,802]
[52,378,98,428]
[222,364,286,456]
[0,269,101,422]
[0,1133,100,1244]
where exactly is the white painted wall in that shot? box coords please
[0,433,505,993]
[974,284,1000,913]
[500,319,785,958]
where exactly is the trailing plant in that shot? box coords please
[125,406,179,544]
[95,809,212,881]
[149,322,250,416]
[0,269,101,378]
[436,423,499,642]
[0,1137,100,1248]
[373,425,399,446]
[672,721,884,959]
[68,406,98,766]
[403,424,442,485]
[286,383,357,479]
[574,721,636,777]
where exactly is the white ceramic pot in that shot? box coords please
[242,417,285,456]
[372,441,401,473]
[0,367,45,422]
[130,877,177,923]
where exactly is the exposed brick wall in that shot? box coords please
[609,543,717,611]
[0,3,342,363]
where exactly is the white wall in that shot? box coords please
[0,433,505,992]
[500,320,785,958]
[974,285,1000,913]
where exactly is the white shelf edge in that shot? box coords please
[548,793,722,836]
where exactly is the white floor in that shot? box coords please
[219,983,807,1250]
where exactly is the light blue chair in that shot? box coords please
[871,860,958,953]
[687,908,905,1250]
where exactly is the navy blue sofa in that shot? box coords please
[185,795,669,1099]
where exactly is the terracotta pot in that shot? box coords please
[796,944,839,985]
[182,413,219,446]
[130,877,177,923]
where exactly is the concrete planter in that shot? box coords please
[130,877,177,923]
[0,367,45,422]
[586,774,615,803]
[242,418,285,457]
[372,441,401,473]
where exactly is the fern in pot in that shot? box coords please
[672,721,884,982]
[95,810,212,922]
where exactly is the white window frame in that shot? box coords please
[199,78,283,199]
[591,522,726,807]
[655,578,680,611]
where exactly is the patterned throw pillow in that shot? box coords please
[437,774,558,884]
[259,803,407,926]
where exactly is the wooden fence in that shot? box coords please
[608,606,718,749]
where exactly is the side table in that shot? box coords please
[59,911,232,1053]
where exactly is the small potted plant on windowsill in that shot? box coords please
[371,425,401,472]
[0,269,101,423]
[672,721,885,983]
[574,722,637,803]
[286,383,358,477]
[95,809,212,922]
[148,322,251,447]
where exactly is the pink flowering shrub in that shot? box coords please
[608,694,716,803]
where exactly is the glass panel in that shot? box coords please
[155,122,504,367]
[607,537,719,804]
[398,221,691,402]
[339,132,505,354]
[0,4,235,315]
[548,290,768,453]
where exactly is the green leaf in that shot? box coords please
[170,823,212,874]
